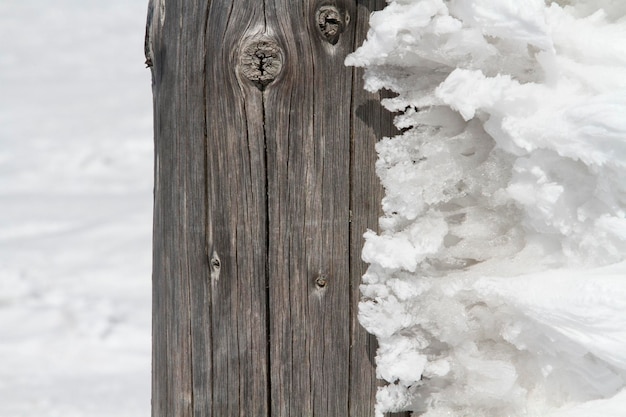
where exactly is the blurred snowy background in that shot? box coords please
[0,1,152,416]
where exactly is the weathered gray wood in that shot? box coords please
[150,1,206,416]
[200,2,270,416]
[149,0,396,416]
[262,1,355,415]
[349,0,398,415]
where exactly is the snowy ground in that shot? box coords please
[0,1,153,416]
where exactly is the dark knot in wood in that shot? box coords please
[316,6,348,45]
[315,275,328,289]
[240,40,283,90]
[209,251,221,282]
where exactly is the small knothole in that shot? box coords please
[316,6,348,45]
[315,274,328,289]
[210,251,221,283]
[239,39,283,90]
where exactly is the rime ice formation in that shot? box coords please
[346,1,626,416]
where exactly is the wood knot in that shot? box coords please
[316,6,349,45]
[209,251,221,283]
[240,39,283,90]
[314,274,328,289]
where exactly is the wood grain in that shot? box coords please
[150,0,397,415]
[349,0,399,414]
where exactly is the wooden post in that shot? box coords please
[147,0,399,416]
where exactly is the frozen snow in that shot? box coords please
[0,1,152,416]
[348,0,626,416]
[5,0,625,415]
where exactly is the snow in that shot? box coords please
[3,0,625,415]
[347,1,626,416]
[0,1,152,416]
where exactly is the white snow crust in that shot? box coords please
[347,1,626,416]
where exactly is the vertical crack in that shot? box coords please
[181,1,195,413]
[260,5,272,417]
[261,93,272,416]
[347,9,360,414]
[202,2,213,415]
[261,69,272,417]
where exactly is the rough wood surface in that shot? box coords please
[349,0,399,415]
[150,0,395,416]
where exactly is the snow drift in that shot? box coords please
[346,1,626,416]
